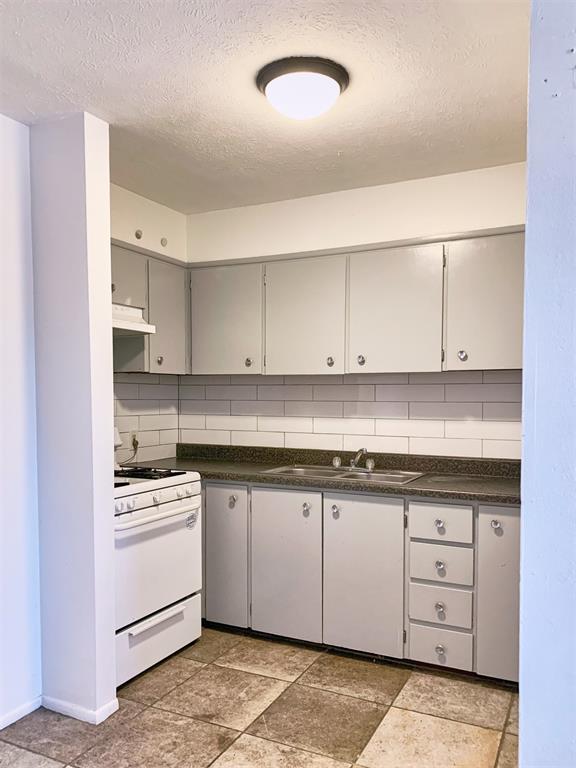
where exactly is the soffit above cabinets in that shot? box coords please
[0,0,529,213]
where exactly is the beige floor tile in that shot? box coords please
[210,733,352,768]
[0,741,64,767]
[0,701,143,764]
[155,664,289,730]
[394,672,511,729]
[299,654,411,705]
[497,734,518,768]
[506,695,519,735]
[358,707,501,768]
[247,683,386,763]
[118,656,204,704]
[72,707,237,768]
[179,628,244,663]
[215,636,322,682]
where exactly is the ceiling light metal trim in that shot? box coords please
[256,56,350,94]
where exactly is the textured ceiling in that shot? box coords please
[0,0,529,213]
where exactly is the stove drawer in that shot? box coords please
[409,623,473,671]
[116,594,201,686]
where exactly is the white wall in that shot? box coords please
[31,113,117,724]
[521,2,576,766]
[0,115,42,727]
[187,163,526,262]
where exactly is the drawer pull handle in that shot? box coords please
[491,519,502,530]
[229,494,238,507]
[434,518,445,529]
[331,504,340,519]
[435,644,446,656]
[435,601,446,613]
[357,354,366,366]
[326,356,335,367]
[245,357,253,367]
[128,605,185,637]
[435,560,445,571]
[135,229,143,240]
[302,502,311,517]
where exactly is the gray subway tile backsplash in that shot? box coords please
[114,370,523,462]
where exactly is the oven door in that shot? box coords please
[115,496,202,630]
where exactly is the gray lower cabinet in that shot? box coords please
[251,487,322,643]
[148,258,189,374]
[476,505,520,681]
[111,244,148,308]
[204,484,249,627]
[323,494,405,657]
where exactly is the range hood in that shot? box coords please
[112,304,156,336]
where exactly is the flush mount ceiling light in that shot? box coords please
[256,57,349,120]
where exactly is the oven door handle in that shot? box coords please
[127,604,187,638]
[114,501,200,532]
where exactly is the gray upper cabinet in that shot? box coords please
[191,264,263,374]
[111,244,148,308]
[445,232,524,370]
[148,259,189,374]
[348,244,444,373]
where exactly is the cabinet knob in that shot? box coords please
[491,519,502,530]
[457,349,468,362]
[111,283,116,293]
[326,356,335,367]
[229,494,238,507]
[435,644,446,656]
[331,504,340,519]
[245,357,253,367]
[302,502,311,517]
[434,518,445,530]
[435,601,446,614]
[160,237,168,247]
[435,560,446,572]
[156,355,164,365]
[357,354,366,366]
[135,229,143,240]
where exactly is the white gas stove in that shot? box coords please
[113,466,202,686]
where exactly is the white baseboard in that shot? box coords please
[0,696,42,729]
[42,695,119,725]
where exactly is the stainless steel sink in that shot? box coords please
[264,465,347,478]
[263,465,423,484]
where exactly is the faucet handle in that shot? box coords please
[332,456,342,468]
[366,458,375,472]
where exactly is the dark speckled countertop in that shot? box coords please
[133,445,521,505]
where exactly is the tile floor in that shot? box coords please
[0,628,519,768]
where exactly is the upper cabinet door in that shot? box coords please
[348,244,444,373]
[148,259,189,374]
[445,233,524,370]
[111,244,147,308]
[265,255,346,375]
[191,264,263,374]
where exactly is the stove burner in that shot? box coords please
[114,467,186,480]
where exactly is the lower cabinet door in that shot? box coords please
[205,484,249,627]
[476,505,520,681]
[251,488,322,643]
[323,494,405,657]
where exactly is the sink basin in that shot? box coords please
[340,470,424,484]
[264,465,347,478]
[263,465,423,484]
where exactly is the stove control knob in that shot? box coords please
[115,501,124,514]
[126,499,136,511]
[176,488,184,498]
[153,493,161,504]
[186,486,193,496]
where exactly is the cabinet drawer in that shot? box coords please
[409,502,473,544]
[410,541,474,586]
[409,583,473,629]
[116,595,201,686]
[409,623,473,671]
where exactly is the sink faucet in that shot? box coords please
[350,447,368,468]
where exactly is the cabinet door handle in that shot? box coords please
[331,504,340,519]
[111,283,116,293]
[229,494,238,507]
[491,519,502,530]
[135,229,143,240]
[457,349,468,362]
[245,357,253,367]
[302,502,311,517]
[156,355,164,365]
[357,354,366,366]
[326,356,335,367]
[160,237,168,247]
